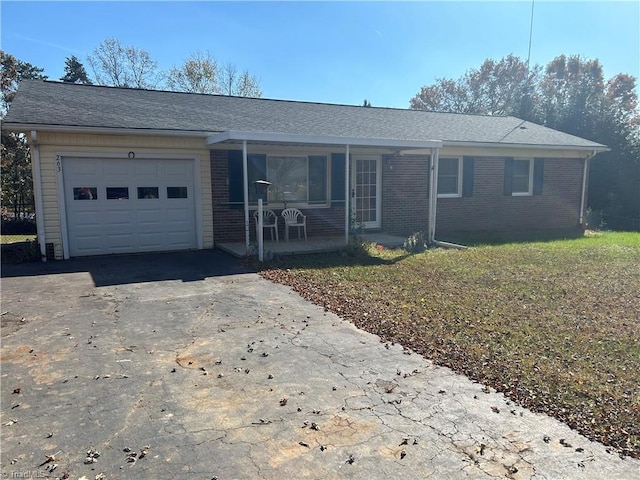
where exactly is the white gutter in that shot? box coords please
[30,131,47,261]
[3,123,216,138]
[442,140,609,152]
[579,151,598,225]
[242,140,250,255]
[206,130,442,149]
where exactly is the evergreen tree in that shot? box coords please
[60,55,92,84]
[1,51,47,219]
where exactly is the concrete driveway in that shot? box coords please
[1,250,638,479]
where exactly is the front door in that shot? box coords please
[352,156,381,229]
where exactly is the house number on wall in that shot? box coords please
[56,155,62,173]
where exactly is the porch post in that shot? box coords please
[344,144,350,245]
[242,140,250,255]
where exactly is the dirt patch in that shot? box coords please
[1,311,26,337]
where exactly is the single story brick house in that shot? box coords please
[4,80,607,260]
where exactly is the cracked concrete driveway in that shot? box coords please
[1,250,638,479]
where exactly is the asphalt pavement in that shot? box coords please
[1,250,638,479]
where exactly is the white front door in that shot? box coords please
[352,156,381,229]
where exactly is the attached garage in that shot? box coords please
[60,156,199,257]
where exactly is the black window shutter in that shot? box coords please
[503,157,514,196]
[462,157,475,197]
[331,153,346,207]
[247,154,267,202]
[227,150,243,209]
[533,158,544,195]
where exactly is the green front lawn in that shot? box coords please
[260,231,640,458]
[1,234,37,244]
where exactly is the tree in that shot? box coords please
[1,51,47,111]
[166,51,218,94]
[60,55,92,84]
[87,37,160,88]
[1,51,47,219]
[409,54,537,117]
[410,54,640,231]
[218,61,262,97]
[167,52,262,97]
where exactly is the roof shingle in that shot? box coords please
[4,80,605,149]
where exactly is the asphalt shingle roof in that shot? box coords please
[4,80,605,149]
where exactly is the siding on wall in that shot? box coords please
[34,132,213,259]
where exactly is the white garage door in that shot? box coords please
[63,157,197,257]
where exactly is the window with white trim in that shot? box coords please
[437,157,463,197]
[263,155,328,205]
[512,158,534,196]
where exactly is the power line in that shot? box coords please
[527,0,535,69]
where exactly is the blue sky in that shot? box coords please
[1,1,638,108]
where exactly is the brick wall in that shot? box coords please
[211,150,345,243]
[213,151,585,243]
[436,157,585,237]
[381,154,431,236]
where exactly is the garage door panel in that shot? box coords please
[134,161,160,175]
[138,209,164,225]
[64,157,196,257]
[102,160,130,176]
[106,233,134,248]
[73,210,101,227]
[105,209,134,226]
[138,232,164,248]
[166,232,193,248]
[75,236,103,253]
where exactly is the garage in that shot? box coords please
[62,157,197,257]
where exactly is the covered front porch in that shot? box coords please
[208,131,442,260]
[217,231,407,258]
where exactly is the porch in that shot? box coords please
[217,232,407,258]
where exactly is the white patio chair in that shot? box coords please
[281,208,307,242]
[253,209,279,242]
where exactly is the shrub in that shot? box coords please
[0,240,40,264]
[403,231,428,253]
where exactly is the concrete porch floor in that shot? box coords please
[218,232,407,258]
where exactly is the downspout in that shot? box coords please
[344,144,350,245]
[30,131,47,261]
[429,146,467,250]
[579,151,597,226]
[242,140,250,255]
[430,147,440,244]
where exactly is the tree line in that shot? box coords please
[1,44,638,231]
[410,54,639,231]
[1,39,263,220]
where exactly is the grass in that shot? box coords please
[260,231,640,458]
[1,234,36,244]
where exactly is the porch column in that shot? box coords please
[242,140,250,254]
[344,144,350,245]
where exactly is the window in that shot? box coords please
[106,187,129,200]
[512,158,533,196]
[73,187,97,200]
[437,157,462,197]
[227,151,334,208]
[137,187,159,199]
[167,187,188,199]
[254,155,327,205]
[267,156,307,203]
